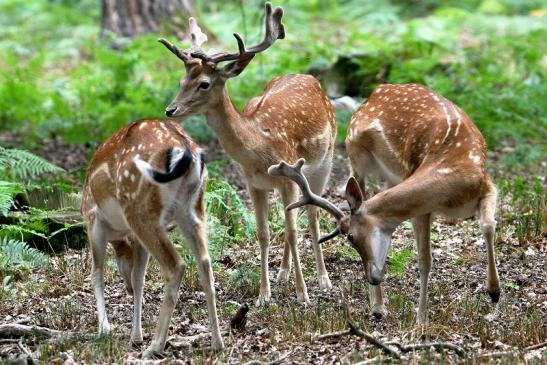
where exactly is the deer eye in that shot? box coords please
[348,233,354,243]
[198,80,210,90]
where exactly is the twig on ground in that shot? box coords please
[347,321,401,359]
[351,356,385,365]
[0,338,20,345]
[524,341,547,352]
[17,340,38,365]
[0,324,64,338]
[241,350,292,365]
[313,329,351,341]
[386,341,466,358]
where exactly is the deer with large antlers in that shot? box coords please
[269,83,500,324]
[159,3,336,305]
[81,119,223,357]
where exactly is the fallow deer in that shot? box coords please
[81,119,223,358]
[159,3,336,305]
[269,83,501,324]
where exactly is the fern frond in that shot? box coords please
[0,146,64,180]
[0,180,24,216]
[0,237,48,268]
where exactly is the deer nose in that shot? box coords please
[165,106,178,117]
[367,264,385,286]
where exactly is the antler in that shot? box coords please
[158,15,208,63]
[268,159,346,243]
[188,17,208,50]
[158,38,190,62]
[191,2,285,64]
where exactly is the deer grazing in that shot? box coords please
[159,3,336,305]
[81,119,223,358]
[269,83,500,324]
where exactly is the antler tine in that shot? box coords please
[268,159,344,220]
[196,2,285,64]
[246,2,285,54]
[188,17,208,51]
[158,38,189,62]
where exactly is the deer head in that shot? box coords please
[268,159,390,285]
[159,2,285,118]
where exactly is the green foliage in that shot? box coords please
[229,263,260,297]
[0,181,23,216]
[387,248,415,276]
[497,176,546,245]
[0,146,64,180]
[0,237,48,277]
[0,146,65,217]
[202,178,256,260]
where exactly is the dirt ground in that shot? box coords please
[0,137,545,364]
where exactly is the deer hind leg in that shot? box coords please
[130,236,149,342]
[306,164,332,290]
[480,183,500,302]
[249,188,272,306]
[412,213,432,325]
[281,183,310,305]
[176,189,224,352]
[128,219,184,358]
[110,236,148,342]
[88,216,110,335]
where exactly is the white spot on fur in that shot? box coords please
[438,167,453,175]
[469,151,481,165]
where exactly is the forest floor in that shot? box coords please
[0,138,545,364]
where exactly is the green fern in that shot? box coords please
[0,181,23,216]
[0,146,64,180]
[0,237,48,273]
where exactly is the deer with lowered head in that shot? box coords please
[81,119,223,358]
[269,83,500,324]
[159,3,336,305]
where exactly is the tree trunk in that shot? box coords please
[101,0,195,38]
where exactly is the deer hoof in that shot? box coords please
[297,291,310,306]
[371,304,388,319]
[318,275,333,290]
[255,291,271,307]
[276,268,290,283]
[488,290,500,303]
[211,337,225,353]
[98,322,111,335]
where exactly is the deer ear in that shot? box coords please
[345,177,363,212]
[220,54,255,79]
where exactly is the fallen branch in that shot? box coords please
[242,350,292,365]
[347,321,401,359]
[0,324,64,339]
[386,341,466,358]
[313,328,351,341]
[17,340,38,365]
[524,341,547,352]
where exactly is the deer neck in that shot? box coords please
[204,88,261,163]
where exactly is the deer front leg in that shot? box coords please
[369,284,388,318]
[277,239,292,283]
[249,188,272,306]
[281,183,310,305]
[412,214,432,325]
[88,218,110,335]
[306,205,332,290]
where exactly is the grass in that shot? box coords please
[1,0,546,363]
